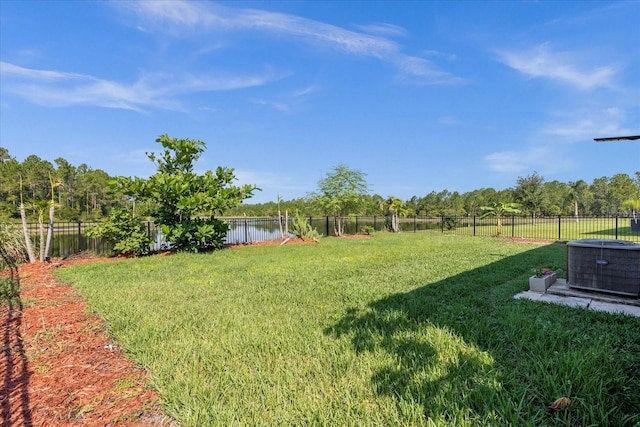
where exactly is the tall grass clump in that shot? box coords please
[56,233,640,426]
[0,224,26,301]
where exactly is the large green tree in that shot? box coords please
[608,173,637,213]
[514,172,546,224]
[567,180,590,221]
[113,134,258,252]
[312,164,369,236]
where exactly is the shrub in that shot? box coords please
[290,211,321,242]
[0,224,26,270]
[443,216,459,230]
[360,225,374,235]
[0,224,25,302]
[86,208,152,256]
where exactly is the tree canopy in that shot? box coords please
[311,164,369,236]
[112,134,258,252]
[0,146,638,222]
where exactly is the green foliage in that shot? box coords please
[290,210,321,241]
[0,277,20,302]
[479,202,522,236]
[514,172,546,220]
[380,196,409,232]
[1,145,639,221]
[57,234,640,425]
[0,224,26,270]
[86,208,151,256]
[0,224,25,302]
[311,164,369,236]
[622,198,640,218]
[113,134,258,252]
[360,225,374,235]
[442,215,459,230]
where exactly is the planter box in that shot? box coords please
[529,272,557,293]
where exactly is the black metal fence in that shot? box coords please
[6,214,640,257]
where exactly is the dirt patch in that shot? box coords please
[1,255,173,426]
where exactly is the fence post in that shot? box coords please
[77,220,82,252]
[355,216,358,233]
[373,216,376,231]
[511,216,515,237]
[441,216,444,233]
[414,216,417,232]
[473,216,476,236]
[326,216,329,236]
[558,215,561,241]
[615,216,619,239]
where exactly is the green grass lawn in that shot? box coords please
[55,233,640,426]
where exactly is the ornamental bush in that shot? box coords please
[86,208,151,256]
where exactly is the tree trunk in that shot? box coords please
[20,203,36,263]
[44,204,54,260]
[38,215,45,262]
[334,216,342,236]
[285,210,289,237]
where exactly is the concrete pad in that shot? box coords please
[513,291,545,301]
[515,286,640,317]
[513,291,591,308]
[589,301,640,317]
[538,294,592,308]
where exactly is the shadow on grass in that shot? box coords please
[325,242,640,424]
[583,226,640,241]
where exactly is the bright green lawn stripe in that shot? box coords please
[56,233,640,426]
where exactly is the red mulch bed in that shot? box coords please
[1,235,371,426]
[1,255,173,426]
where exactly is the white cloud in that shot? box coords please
[394,56,469,85]
[116,1,463,85]
[484,151,529,174]
[484,145,557,174]
[0,61,95,81]
[542,107,636,141]
[497,43,617,90]
[0,61,283,111]
[251,98,289,112]
[355,23,407,38]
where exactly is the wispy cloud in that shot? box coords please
[438,116,462,126]
[251,98,289,112]
[354,23,407,38]
[395,56,469,85]
[496,43,617,90]
[543,107,637,141]
[117,0,464,85]
[484,145,559,174]
[0,61,283,111]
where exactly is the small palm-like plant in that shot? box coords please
[622,198,640,232]
[479,202,522,236]
[380,196,409,233]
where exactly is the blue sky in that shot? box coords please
[1,1,639,203]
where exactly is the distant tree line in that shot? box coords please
[228,170,640,219]
[1,146,639,222]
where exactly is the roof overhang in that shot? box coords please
[593,135,640,142]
